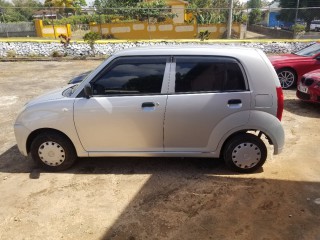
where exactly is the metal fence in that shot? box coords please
[0,22,35,37]
[0,6,320,39]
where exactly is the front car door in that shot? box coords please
[164,56,251,153]
[74,56,170,153]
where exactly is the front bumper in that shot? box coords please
[14,123,31,156]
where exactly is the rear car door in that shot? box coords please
[74,56,170,153]
[164,56,251,152]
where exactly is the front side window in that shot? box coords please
[175,56,246,93]
[91,57,167,96]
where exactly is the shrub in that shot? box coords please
[83,32,101,56]
[51,50,63,57]
[6,50,16,58]
[292,24,306,34]
[197,30,211,41]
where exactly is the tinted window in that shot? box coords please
[175,57,246,93]
[92,57,167,95]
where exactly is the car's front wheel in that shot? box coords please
[277,68,297,89]
[31,132,77,171]
[224,133,267,173]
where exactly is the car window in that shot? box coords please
[294,43,320,57]
[91,57,167,96]
[174,56,246,93]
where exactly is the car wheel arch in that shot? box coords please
[218,130,272,159]
[26,128,76,155]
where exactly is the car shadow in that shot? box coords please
[284,98,320,118]
[99,177,320,240]
[0,145,263,178]
[2,148,320,239]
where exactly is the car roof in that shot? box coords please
[111,46,261,58]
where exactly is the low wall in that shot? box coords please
[90,22,245,40]
[248,25,294,39]
[34,20,71,38]
[0,22,36,38]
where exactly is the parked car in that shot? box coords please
[297,69,320,103]
[68,71,91,84]
[269,42,320,89]
[310,20,320,32]
[14,46,285,173]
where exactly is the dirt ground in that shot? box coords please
[0,61,320,240]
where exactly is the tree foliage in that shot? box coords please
[247,0,262,24]
[0,0,43,22]
[92,0,175,23]
[187,0,244,24]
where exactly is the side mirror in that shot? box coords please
[316,56,320,61]
[84,83,92,99]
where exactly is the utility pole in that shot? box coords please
[294,0,300,24]
[227,0,234,39]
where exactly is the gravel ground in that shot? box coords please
[0,61,320,240]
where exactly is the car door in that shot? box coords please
[73,56,170,153]
[164,56,251,153]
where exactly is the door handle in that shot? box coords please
[227,99,242,109]
[142,102,155,108]
[228,99,242,105]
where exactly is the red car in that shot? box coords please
[297,69,320,103]
[269,42,320,89]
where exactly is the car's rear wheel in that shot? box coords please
[31,132,77,171]
[224,133,267,173]
[277,68,297,89]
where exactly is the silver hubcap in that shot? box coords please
[278,70,295,89]
[232,142,261,169]
[38,141,65,166]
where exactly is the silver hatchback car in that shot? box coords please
[14,46,285,173]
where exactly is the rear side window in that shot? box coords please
[174,56,246,93]
[91,56,167,96]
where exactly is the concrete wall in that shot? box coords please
[34,20,71,38]
[0,22,36,37]
[90,22,244,39]
[248,25,294,39]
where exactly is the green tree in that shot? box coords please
[187,0,243,24]
[247,0,262,25]
[0,0,42,22]
[12,0,43,21]
[277,0,320,30]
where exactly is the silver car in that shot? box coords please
[14,46,285,173]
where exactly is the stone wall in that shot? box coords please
[0,41,313,57]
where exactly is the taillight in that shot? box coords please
[276,87,284,121]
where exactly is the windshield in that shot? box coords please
[294,43,320,57]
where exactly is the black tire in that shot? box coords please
[277,68,297,89]
[223,133,267,173]
[30,132,77,171]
